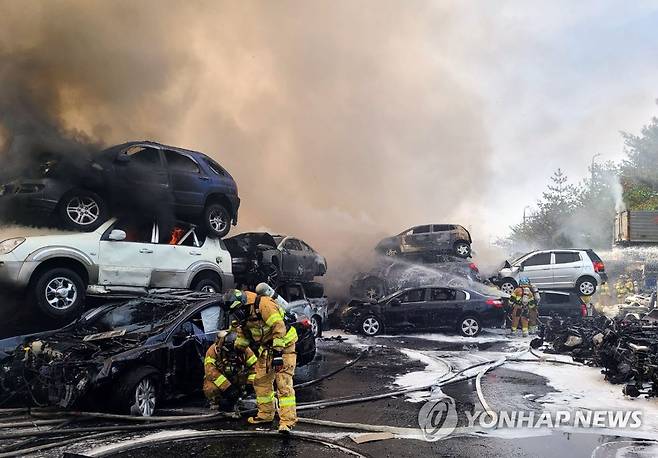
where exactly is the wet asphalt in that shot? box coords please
[2,309,656,457]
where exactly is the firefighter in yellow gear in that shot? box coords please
[615,277,627,302]
[598,282,611,309]
[626,278,636,295]
[203,330,258,411]
[510,277,540,336]
[223,289,298,432]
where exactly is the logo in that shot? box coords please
[417,396,458,441]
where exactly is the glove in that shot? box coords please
[223,384,240,404]
[272,350,284,372]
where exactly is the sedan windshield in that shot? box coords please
[80,299,188,334]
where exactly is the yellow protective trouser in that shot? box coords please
[528,307,538,328]
[511,305,528,334]
[252,348,297,427]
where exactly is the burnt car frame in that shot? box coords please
[225,232,327,287]
[350,253,481,301]
[0,291,316,416]
[342,285,505,337]
[375,224,472,258]
[0,141,240,238]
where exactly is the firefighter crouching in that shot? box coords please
[510,277,540,336]
[203,329,257,411]
[222,289,298,432]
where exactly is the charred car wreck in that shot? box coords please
[534,312,658,398]
[225,232,327,288]
[0,291,316,416]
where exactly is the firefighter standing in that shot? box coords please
[510,277,540,336]
[203,330,258,411]
[222,289,298,432]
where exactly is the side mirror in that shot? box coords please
[519,265,525,272]
[108,229,127,241]
[390,298,401,307]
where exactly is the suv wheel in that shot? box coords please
[576,277,597,296]
[500,279,517,295]
[454,241,471,258]
[33,267,86,319]
[192,276,222,293]
[311,315,322,337]
[459,315,481,337]
[361,315,382,336]
[204,203,231,238]
[59,189,108,231]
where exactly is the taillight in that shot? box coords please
[581,303,588,317]
[486,299,504,308]
[469,263,479,272]
[593,261,605,273]
[300,318,312,328]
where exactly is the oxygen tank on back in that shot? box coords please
[255,282,289,309]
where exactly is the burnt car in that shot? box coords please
[225,232,327,286]
[375,224,472,258]
[0,141,240,238]
[350,253,481,301]
[276,282,329,337]
[342,286,505,337]
[538,290,589,319]
[0,291,315,416]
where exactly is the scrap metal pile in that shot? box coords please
[534,313,658,398]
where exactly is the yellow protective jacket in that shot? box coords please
[204,338,257,391]
[510,285,539,308]
[234,291,298,354]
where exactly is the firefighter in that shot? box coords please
[598,282,611,309]
[510,277,539,337]
[203,329,258,411]
[222,289,298,432]
[615,276,627,303]
[626,277,636,295]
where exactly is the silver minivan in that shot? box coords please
[494,249,607,296]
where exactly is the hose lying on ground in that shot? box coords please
[294,347,370,389]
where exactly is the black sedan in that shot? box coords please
[0,291,315,416]
[342,286,505,337]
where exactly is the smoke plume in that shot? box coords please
[0,1,495,295]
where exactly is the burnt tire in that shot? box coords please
[204,203,231,238]
[500,279,517,295]
[192,276,222,293]
[459,315,482,337]
[33,267,86,320]
[360,315,382,336]
[454,241,471,258]
[576,277,597,296]
[58,189,108,231]
[112,366,160,417]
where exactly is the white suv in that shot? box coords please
[0,218,233,320]
[495,249,607,296]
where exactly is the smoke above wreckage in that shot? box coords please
[0,1,500,295]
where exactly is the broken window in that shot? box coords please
[106,219,154,243]
[287,285,304,302]
[412,225,431,234]
[124,146,163,167]
[164,150,201,174]
[284,239,303,251]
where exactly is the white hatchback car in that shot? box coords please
[0,218,233,320]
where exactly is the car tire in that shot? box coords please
[192,276,222,293]
[459,315,482,337]
[311,315,322,337]
[576,277,597,296]
[454,241,471,258]
[203,202,231,238]
[112,366,160,417]
[58,189,108,231]
[33,267,86,320]
[500,279,517,295]
[360,315,382,336]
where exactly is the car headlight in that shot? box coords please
[0,238,25,255]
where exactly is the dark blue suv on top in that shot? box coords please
[0,141,240,238]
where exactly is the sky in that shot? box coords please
[1,0,658,284]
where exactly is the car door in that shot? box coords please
[280,238,306,279]
[520,252,553,287]
[383,288,426,330]
[402,225,432,251]
[163,149,207,216]
[97,219,159,287]
[431,225,452,250]
[169,304,225,394]
[113,145,170,203]
[551,251,584,288]
[428,287,463,328]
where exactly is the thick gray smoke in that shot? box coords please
[0,1,494,295]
